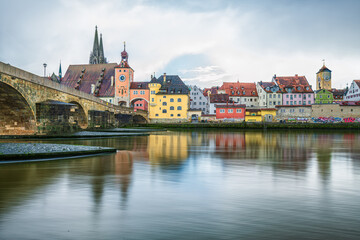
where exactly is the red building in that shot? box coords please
[216,104,246,121]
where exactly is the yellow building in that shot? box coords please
[245,108,277,122]
[148,74,190,122]
[316,63,332,91]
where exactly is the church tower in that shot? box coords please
[114,42,134,106]
[89,26,107,64]
[316,61,332,91]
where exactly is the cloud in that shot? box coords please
[0,0,359,90]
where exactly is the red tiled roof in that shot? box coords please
[210,94,230,103]
[354,80,360,89]
[203,86,219,96]
[61,63,117,97]
[316,65,331,74]
[130,82,149,89]
[215,104,246,108]
[219,82,258,97]
[274,75,313,93]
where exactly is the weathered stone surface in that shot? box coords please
[0,62,148,134]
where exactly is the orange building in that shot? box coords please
[130,82,150,111]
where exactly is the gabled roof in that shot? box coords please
[151,75,190,95]
[316,65,331,74]
[354,80,360,89]
[210,94,230,103]
[203,86,219,96]
[258,81,281,93]
[215,104,246,108]
[61,63,117,97]
[273,75,313,93]
[219,82,258,97]
[130,82,149,90]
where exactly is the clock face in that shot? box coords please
[119,75,126,82]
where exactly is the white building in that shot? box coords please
[189,85,208,113]
[256,81,282,108]
[217,82,259,107]
[344,80,360,101]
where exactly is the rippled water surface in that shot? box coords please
[1,130,360,239]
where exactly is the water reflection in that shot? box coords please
[1,130,360,239]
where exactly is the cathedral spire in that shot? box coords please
[93,26,99,56]
[59,61,62,80]
[99,33,104,63]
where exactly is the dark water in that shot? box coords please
[1,130,360,240]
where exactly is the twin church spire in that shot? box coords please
[89,26,107,64]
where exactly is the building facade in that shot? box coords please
[245,108,277,122]
[273,74,315,106]
[189,85,208,113]
[130,82,149,111]
[218,82,258,107]
[344,80,360,101]
[256,81,282,108]
[314,89,334,104]
[148,74,190,122]
[215,104,246,121]
[209,94,230,114]
[311,102,360,119]
[316,64,331,91]
[276,105,312,121]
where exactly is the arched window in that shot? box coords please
[177,106,182,110]
[162,102,167,106]
[170,106,174,110]
[162,109,167,113]
[170,98,174,102]
[177,98,181,102]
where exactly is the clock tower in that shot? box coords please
[114,42,134,106]
[316,62,332,91]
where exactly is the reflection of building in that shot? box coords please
[147,133,189,166]
[115,151,134,207]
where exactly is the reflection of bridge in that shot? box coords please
[0,62,148,134]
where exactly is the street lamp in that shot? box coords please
[43,63,47,78]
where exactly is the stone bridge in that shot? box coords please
[0,61,148,134]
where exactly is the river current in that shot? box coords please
[0,130,360,239]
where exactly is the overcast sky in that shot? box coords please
[1,0,359,89]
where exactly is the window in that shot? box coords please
[178,98,181,102]
[163,102,167,106]
[320,95,322,99]
[155,114,158,116]
[328,95,330,98]
[133,90,138,95]
[140,91,145,95]
[177,106,182,110]
[286,101,289,104]
[290,101,293,105]
[152,98,154,102]
[236,109,242,113]
[151,90,155,94]
[308,101,311,104]
[162,109,167,113]
[278,95,280,98]
[270,95,272,98]
[228,109,233,113]
[171,114,174,117]
[163,96,166,98]
[200,97,202,100]
[177,114,181,117]
[194,97,197,100]
[286,95,289,98]
[170,98,174,102]
[220,109,225,113]
[170,106,174,110]
[294,101,297,105]
[194,102,197,105]
[278,101,281,105]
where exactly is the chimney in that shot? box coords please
[163,73,166,83]
[111,76,114,86]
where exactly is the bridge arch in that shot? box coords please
[0,82,36,134]
[130,97,149,111]
[133,114,148,124]
[69,101,88,129]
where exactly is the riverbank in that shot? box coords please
[0,143,116,161]
[0,131,150,139]
[137,122,360,130]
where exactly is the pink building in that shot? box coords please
[273,74,314,106]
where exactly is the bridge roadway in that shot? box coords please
[0,61,148,134]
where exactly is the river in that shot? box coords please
[1,130,360,239]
